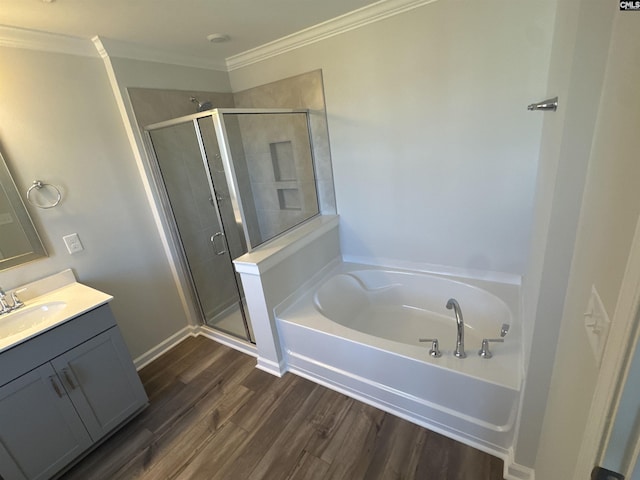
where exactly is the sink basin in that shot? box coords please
[0,272,114,355]
[0,302,68,339]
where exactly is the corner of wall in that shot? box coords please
[92,41,201,332]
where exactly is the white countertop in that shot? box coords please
[0,270,113,354]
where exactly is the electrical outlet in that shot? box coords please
[63,233,84,254]
[584,285,610,367]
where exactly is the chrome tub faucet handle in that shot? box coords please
[0,288,11,314]
[500,324,510,337]
[419,338,442,358]
[479,338,504,359]
[11,288,27,309]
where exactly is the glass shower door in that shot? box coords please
[213,111,320,249]
[147,121,252,342]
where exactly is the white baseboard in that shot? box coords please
[198,325,258,358]
[133,325,258,371]
[505,449,535,480]
[133,325,197,370]
[256,356,287,377]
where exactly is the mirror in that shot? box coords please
[0,151,47,271]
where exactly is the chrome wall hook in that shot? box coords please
[527,96,558,112]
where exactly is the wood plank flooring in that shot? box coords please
[60,336,504,480]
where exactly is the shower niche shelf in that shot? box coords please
[271,140,302,211]
[270,141,297,181]
[277,188,302,211]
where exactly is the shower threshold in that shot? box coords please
[206,299,254,343]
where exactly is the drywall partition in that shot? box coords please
[228,0,556,277]
[234,215,341,374]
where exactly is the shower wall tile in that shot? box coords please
[191,257,236,318]
[180,224,216,264]
[245,153,275,184]
[251,182,281,211]
[128,88,234,128]
[231,106,323,243]
[317,180,337,213]
[221,116,262,248]
[299,181,320,212]
[233,70,336,215]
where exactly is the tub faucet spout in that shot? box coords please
[446,298,466,358]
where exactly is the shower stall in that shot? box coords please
[144,109,320,343]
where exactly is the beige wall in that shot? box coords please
[0,47,189,359]
[229,0,556,276]
[535,10,640,478]
[0,47,235,360]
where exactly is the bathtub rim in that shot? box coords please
[275,259,521,327]
[275,260,523,391]
[312,268,515,341]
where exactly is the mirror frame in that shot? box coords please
[0,152,47,271]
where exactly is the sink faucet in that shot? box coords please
[0,288,25,315]
[0,289,12,314]
[446,298,466,358]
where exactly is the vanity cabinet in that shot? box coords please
[0,305,148,480]
[0,364,93,480]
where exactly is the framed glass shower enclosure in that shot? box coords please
[144,109,320,343]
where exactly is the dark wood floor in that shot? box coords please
[60,335,504,480]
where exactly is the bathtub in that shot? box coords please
[275,262,522,457]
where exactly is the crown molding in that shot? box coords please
[2,0,437,72]
[0,25,98,57]
[0,26,226,71]
[225,0,439,71]
[94,36,228,72]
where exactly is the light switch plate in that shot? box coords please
[584,285,611,367]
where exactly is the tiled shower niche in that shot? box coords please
[271,141,302,211]
[223,112,320,245]
[277,188,301,210]
[271,141,296,181]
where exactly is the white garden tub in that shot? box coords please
[275,262,522,457]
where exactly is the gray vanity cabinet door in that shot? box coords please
[0,363,92,480]
[50,327,148,442]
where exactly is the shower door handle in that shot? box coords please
[210,232,227,256]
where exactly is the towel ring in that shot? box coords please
[26,180,62,209]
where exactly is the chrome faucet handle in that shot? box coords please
[500,324,510,337]
[479,338,504,359]
[419,338,442,358]
[11,288,27,309]
[0,291,12,314]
